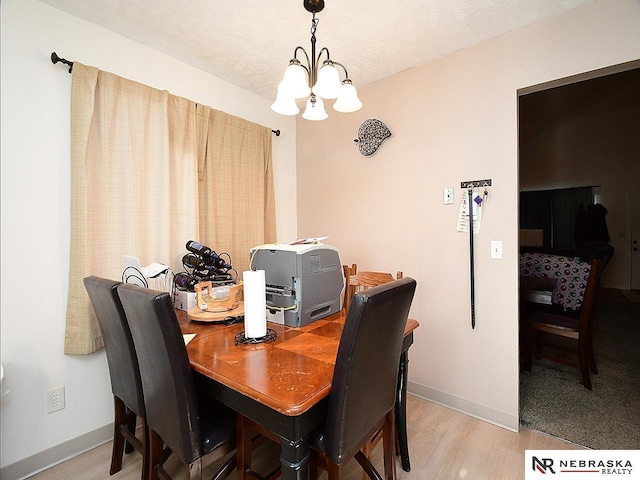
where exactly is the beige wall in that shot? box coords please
[296,0,640,429]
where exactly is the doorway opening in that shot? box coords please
[517,60,640,449]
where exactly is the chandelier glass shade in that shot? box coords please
[271,0,362,121]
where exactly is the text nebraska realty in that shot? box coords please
[562,459,633,475]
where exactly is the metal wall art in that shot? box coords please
[354,119,391,156]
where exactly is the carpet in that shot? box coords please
[519,289,640,450]
[620,289,640,303]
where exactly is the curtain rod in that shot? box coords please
[51,52,281,137]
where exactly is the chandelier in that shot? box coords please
[271,0,363,121]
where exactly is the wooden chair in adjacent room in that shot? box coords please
[83,276,149,480]
[117,283,237,480]
[524,259,601,390]
[310,278,417,480]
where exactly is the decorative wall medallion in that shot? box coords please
[354,119,392,156]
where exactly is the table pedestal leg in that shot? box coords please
[280,436,310,480]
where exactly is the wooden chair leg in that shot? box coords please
[588,350,598,374]
[309,458,319,480]
[327,460,343,480]
[237,415,253,480]
[111,396,127,474]
[587,334,598,374]
[112,396,149,480]
[382,411,396,480]
[578,337,592,390]
[149,429,165,480]
[140,417,150,480]
[212,454,237,480]
[125,410,137,454]
[188,458,202,480]
[361,440,373,480]
[354,451,382,480]
[236,416,282,480]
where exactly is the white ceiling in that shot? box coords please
[40,0,595,100]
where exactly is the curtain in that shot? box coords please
[551,187,594,248]
[65,63,274,354]
[519,190,553,247]
[196,106,276,275]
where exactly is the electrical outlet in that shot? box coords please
[47,386,65,414]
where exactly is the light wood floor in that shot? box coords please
[27,395,582,480]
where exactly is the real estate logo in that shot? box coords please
[525,450,639,479]
[532,456,556,474]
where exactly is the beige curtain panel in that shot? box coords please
[196,106,276,276]
[65,63,275,354]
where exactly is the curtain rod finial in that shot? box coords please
[51,51,73,73]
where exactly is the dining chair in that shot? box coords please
[83,276,149,480]
[524,259,601,390]
[343,264,403,312]
[311,277,417,480]
[342,264,405,475]
[117,283,237,480]
[235,419,281,480]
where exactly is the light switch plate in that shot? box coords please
[443,187,454,205]
[491,240,503,259]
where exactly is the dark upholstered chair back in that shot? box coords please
[83,276,145,418]
[117,283,203,466]
[324,277,416,464]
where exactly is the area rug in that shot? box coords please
[519,289,640,450]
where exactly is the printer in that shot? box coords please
[249,243,344,327]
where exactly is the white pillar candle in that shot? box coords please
[243,270,267,338]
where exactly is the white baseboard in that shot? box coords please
[408,380,519,432]
[0,423,113,480]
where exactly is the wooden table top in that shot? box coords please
[177,309,419,417]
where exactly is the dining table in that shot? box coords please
[176,308,419,480]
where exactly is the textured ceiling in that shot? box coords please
[40,0,595,100]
